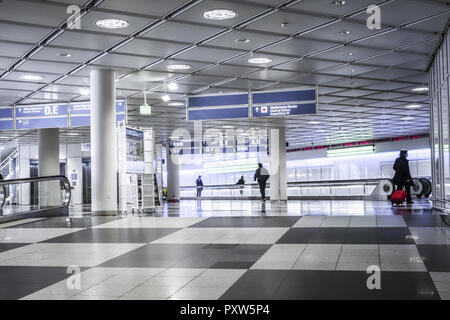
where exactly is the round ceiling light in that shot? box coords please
[167,64,191,70]
[405,104,421,109]
[167,82,178,90]
[203,9,237,20]
[57,53,72,57]
[79,88,90,96]
[235,38,251,44]
[332,0,346,6]
[96,19,129,29]
[21,74,43,81]
[411,87,429,93]
[339,30,351,35]
[248,57,272,64]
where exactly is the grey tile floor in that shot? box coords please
[0,200,448,300]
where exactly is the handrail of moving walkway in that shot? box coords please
[0,175,71,209]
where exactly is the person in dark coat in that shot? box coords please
[393,149,413,204]
[196,175,204,198]
[254,163,270,201]
[236,176,245,195]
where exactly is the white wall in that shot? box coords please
[177,138,431,186]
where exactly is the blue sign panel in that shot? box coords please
[188,107,248,120]
[252,89,316,104]
[0,108,13,118]
[253,103,316,117]
[16,117,68,129]
[70,115,90,127]
[188,93,248,108]
[116,101,125,113]
[252,88,316,118]
[16,104,67,118]
[69,102,90,115]
[0,120,13,130]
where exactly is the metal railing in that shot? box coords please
[0,175,71,209]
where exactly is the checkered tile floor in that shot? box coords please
[0,204,449,300]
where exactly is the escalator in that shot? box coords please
[0,175,71,223]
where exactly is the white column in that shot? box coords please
[66,144,83,205]
[18,145,31,205]
[166,147,180,201]
[269,128,287,201]
[38,128,60,206]
[90,69,117,213]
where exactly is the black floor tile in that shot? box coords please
[403,215,448,227]
[277,228,414,244]
[0,266,70,300]
[7,217,121,229]
[417,245,450,272]
[190,217,301,228]
[98,244,206,268]
[271,270,439,300]
[41,228,180,243]
[98,243,270,269]
[173,244,270,269]
[220,270,289,300]
[0,243,28,253]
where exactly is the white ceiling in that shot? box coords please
[0,0,448,147]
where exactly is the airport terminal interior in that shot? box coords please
[0,0,449,301]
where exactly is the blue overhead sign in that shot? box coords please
[187,88,316,121]
[0,101,126,130]
[187,92,249,121]
[252,88,317,118]
[16,104,67,118]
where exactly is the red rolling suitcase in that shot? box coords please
[391,190,407,205]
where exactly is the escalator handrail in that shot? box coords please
[0,175,71,208]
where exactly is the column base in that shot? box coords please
[91,210,118,216]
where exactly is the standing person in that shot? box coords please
[254,163,270,201]
[196,175,204,198]
[393,149,413,205]
[236,175,245,195]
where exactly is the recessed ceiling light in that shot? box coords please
[79,88,90,96]
[96,18,129,29]
[345,68,356,73]
[248,57,272,64]
[21,74,43,81]
[309,121,321,125]
[161,94,171,102]
[405,104,421,109]
[57,53,72,57]
[235,38,250,44]
[332,0,346,6]
[168,102,184,106]
[203,9,237,20]
[411,87,429,93]
[339,30,351,35]
[343,52,353,56]
[281,23,289,29]
[350,81,360,85]
[401,116,414,121]
[167,64,191,70]
[167,82,178,90]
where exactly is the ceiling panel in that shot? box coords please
[116,38,187,57]
[244,10,330,35]
[98,0,188,16]
[144,21,224,43]
[0,22,52,43]
[0,0,70,27]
